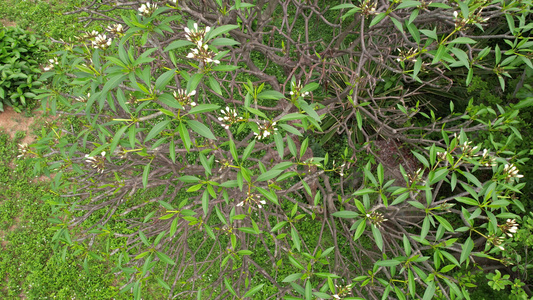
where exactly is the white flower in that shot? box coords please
[453,11,458,18]
[92,34,112,49]
[138,2,157,16]
[106,24,124,35]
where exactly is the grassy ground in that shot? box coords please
[0,1,126,299]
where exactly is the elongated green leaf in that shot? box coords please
[332,211,359,218]
[156,251,176,265]
[448,37,477,44]
[372,225,384,251]
[144,120,170,142]
[187,120,216,140]
[155,69,176,91]
[283,273,303,283]
[243,284,265,298]
[110,125,129,156]
[164,40,194,52]
[224,278,238,297]
[256,169,283,182]
[143,163,151,188]
[291,226,301,252]
[188,104,220,114]
[375,259,401,267]
[206,24,239,41]
[102,73,127,97]
[257,90,285,100]
[460,237,473,264]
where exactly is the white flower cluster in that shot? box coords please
[460,140,479,157]
[480,148,496,166]
[366,211,388,228]
[218,106,242,129]
[106,24,124,35]
[236,193,266,208]
[138,2,158,16]
[84,30,99,39]
[408,168,425,185]
[17,143,29,159]
[396,48,418,63]
[289,80,310,98]
[43,57,59,71]
[74,92,90,103]
[185,23,220,64]
[254,121,278,140]
[85,152,106,173]
[504,219,519,237]
[452,10,489,30]
[92,34,112,50]
[503,163,524,182]
[172,89,197,107]
[360,0,377,15]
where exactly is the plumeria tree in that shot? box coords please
[28,0,532,299]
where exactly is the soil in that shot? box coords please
[0,106,41,145]
[0,19,16,27]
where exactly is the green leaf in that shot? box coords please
[305,281,312,300]
[422,281,435,300]
[245,106,268,119]
[411,151,429,168]
[330,3,356,9]
[369,12,387,27]
[187,120,216,140]
[460,237,474,264]
[291,226,301,252]
[432,44,447,65]
[459,170,482,188]
[155,69,175,91]
[256,169,283,182]
[283,273,303,282]
[208,76,223,95]
[144,120,170,142]
[143,163,151,188]
[257,90,285,100]
[375,259,401,267]
[156,277,171,290]
[156,251,176,265]
[243,284,265,298]
[164,40,194,51]
[206,24,239,41]
[332,211,359,218]
[372,225,383,251]
[188,104,220,114]
[101,73,127,98]
[186,73,204,92]
[210,37,240,46]
[109,125,129,156]
[448,37,477,44]
[224,278,238,297]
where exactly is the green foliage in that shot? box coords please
[0,132,122,299]
[25,0,533,299]
[0,26,47,112]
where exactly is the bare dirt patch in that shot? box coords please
[0,19,16,27]
[0,106,41,144]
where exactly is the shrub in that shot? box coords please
[31,0,532,299]
[0,26,48,112]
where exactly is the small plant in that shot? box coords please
[0,25,48,112]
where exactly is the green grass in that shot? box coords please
[0,132,122,299]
